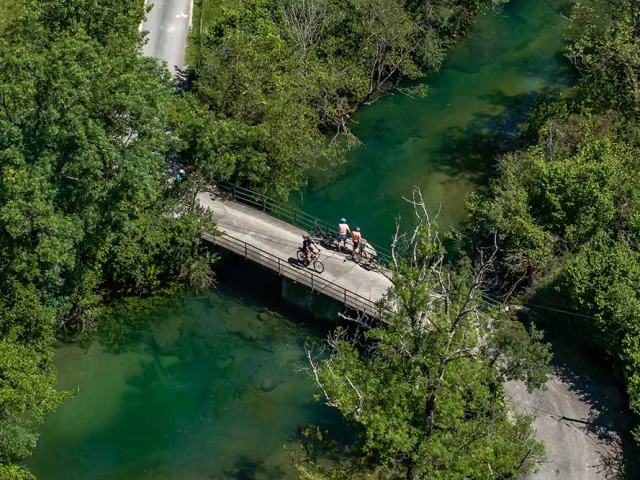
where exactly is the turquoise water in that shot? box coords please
[29,1,573,478]
[295,0,572,246]
[28,266,338,479]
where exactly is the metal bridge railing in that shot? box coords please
[214,181,394,266]
[202,231,384,318]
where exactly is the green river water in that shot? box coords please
[296,0,572,246]
[29,0,571,478]
[29,264,342,479]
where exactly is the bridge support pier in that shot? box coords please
[280,277,342,323]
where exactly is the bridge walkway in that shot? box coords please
[197,191,393,317]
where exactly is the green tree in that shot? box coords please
[296,197,551,479]
[0,336,70,478]
[0,22,218,332]
[466,110,640,443]
[194,10,343,198]
[0,0,23,35]
[567,0,640,118]
[31,0,146,45]
[0,8,217,475]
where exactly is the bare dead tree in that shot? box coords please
[299,188,550,479]
[279,0,337,62]
[307,185,501,431]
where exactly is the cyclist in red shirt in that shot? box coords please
[351,227,362,254]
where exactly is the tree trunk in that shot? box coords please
[406,459,418,480]
[424,392,437,437]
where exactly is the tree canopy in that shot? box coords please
[0,2,216,475]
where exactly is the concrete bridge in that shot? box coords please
[196,185,393,318]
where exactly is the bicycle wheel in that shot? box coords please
[367,257,380,271]
[297,250,306,262]
[313,259,325,274]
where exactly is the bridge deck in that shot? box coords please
[197,192,392,317]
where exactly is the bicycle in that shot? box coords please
[351,239,369,262]
[297,248,325,273]
[309,224,325,242]
[351,239,380,270]
[309,225,339,250]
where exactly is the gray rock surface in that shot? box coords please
[150,318,183,354]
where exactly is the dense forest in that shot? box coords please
[1,0,639,478]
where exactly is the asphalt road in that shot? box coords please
[141,0,192,72]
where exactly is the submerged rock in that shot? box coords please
[150,318,183,354]
[259,377,279,393]
[214,353,234,370]
[252,366,282,393]
[157,355,181,373]
[180,317,204,339]
[226,315,267,342]
[191,336,208,359]
[225,306,239,316]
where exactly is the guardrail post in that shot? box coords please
[294,211,297,226]
[231,184,236,201]
[344,289,347,304]
[277,258,281,274]
[244,243,248,259]
[262,196,266,212]
[311,274,314,291]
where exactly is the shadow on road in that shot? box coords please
[288,257,303,267]
[549,342,639,479]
